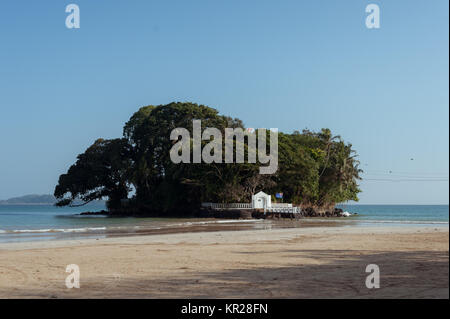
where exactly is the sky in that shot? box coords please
[0,0,448,204]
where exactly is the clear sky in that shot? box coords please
[0,0,448,204]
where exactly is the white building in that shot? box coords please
[251,191,271,209]
[202,191,293,210]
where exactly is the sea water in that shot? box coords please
[0,204,448,243]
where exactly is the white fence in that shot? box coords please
[271,203,293,208]
[201,202,252,209]
[201,202,300,214]
[265,206,301,214]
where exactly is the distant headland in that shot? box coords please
[0,194,105,206]
[0,194,56,205]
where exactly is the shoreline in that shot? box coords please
[1,216,448,245]
[0,224,448,251]
[0,225,448,298]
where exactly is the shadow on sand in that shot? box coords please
[2,249,448,298]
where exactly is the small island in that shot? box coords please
[55,102,362,218]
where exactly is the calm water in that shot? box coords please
[338,204,449,224]
[0,204,448,243]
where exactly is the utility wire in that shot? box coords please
[364,178,448,182]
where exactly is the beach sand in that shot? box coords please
[0,225,448,298]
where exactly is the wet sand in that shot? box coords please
[0,218,349,243]
[0,225,448,298]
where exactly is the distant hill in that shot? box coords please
[0,194,105,206]
[0,194,56,205]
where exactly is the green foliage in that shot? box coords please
[54,102,362,212]
[275,129,362,206]
[54,138,132,209]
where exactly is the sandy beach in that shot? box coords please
[0,225,448,299]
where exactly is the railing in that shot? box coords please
[201,202,252,209]
[265,206,301,214]
[271,203,293,208]
[201,202,301,213]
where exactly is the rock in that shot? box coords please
[341,211,351,217]
[79,210,109,216]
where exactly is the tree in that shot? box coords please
[54,138,132,209]
[273,132,319,205]
[123,102,236,209]
[55,102,362,214]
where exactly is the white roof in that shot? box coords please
[254,191,269,197]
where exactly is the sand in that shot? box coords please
[0,225,448,298]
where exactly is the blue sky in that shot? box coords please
[0,0,448,204]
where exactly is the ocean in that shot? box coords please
[0,204,448,243]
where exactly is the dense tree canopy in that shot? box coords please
[54,138,132,209]
[55,102,361,212]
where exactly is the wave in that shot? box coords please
[171,219,261,226]
[0,227,107,234]
[0,218,446,236]
[297,218,449,225]
[357,219,449,225]
[0,219,261,235]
